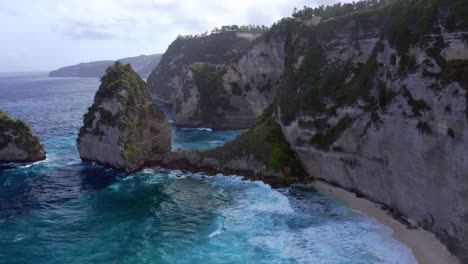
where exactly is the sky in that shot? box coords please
[0,0,347,72]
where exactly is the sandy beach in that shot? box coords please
[310,181,459,264]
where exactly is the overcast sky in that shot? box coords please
[0,0,347,72]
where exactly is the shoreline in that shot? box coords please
[310,181,459,264]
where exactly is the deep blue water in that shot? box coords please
[0,73,417,264]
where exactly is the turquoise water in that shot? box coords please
[0,73,417,264]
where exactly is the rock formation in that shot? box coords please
[0,110,46,162]
[147,30,286,129]
[77,62,171,173]
[150,0,468,261]
[154,115,306,188]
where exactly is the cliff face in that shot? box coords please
[158,0,468,260]
[77,62,171,173]
[49,54,162,79]
[173,33,287,129]
[147,32,257,102]
[148,30,288,129]
[0,110,46,162]
[270,1,468,261]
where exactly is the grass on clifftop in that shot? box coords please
[204,116,306,178]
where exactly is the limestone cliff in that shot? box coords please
[0,110,46,162]
[267,0,468,261]
[77,62,171,173]
[147,32,257,102]
[147,30,287,129]
[156,0,468,261]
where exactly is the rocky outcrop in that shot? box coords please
[0,110,46,162]
[266,1,468,261]
[147,30,288,129]
[49,54,162,79]
[147,32,257,102]
[153,116,306,188]
[77,62,171,173]
[154,0,468,261]
[103,0,467,260]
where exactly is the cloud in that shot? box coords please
[49,0,345,40]
[0,0,349,71]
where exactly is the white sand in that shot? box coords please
[310,181,459,264]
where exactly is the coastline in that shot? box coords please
[310,181,459,264]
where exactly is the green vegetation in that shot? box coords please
[279,35,381,124]
[124,144,140,159]
[310,115,353,150]
[402,87,431,117]
[97,62,146,105]
[231,82,242,96]
[445,60,468,82]
[378,82,396,109]
[79,62,158,144]
[147,29,257,100]
[205,117,305,177]
[177,25,269,40]
[387,0,437,53]
[390,53,397,65]
[444,0,468,32]
[398,54,417,75]
[80,62,146,138]
[0,110,43,154]
[416,121,432,135]
[445,105,452,112]
[190,63,237,123]
[447,128,455,138]
[292,0,389,21]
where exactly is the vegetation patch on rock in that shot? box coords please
[190,63,237,123]
[204,116,305,178]
[77,62,172,173]
[0,110,46,162]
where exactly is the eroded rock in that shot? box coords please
[77,62,171,172]
[0,110,46,163]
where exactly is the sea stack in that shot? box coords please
[77,62,171,172]
[0,110,46,162]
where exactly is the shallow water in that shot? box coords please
[0,73,417,264]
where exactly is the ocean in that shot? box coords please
[0,73,417,264]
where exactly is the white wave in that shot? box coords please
[179,127,213,132]
[2,157,49,168]
[13,234,25,243]
[248,217,417,264]
[246,188,294,214]
[168,170,184,178]
[208,228,223,238]
[142,168,156,174]
[208,216,225,238]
